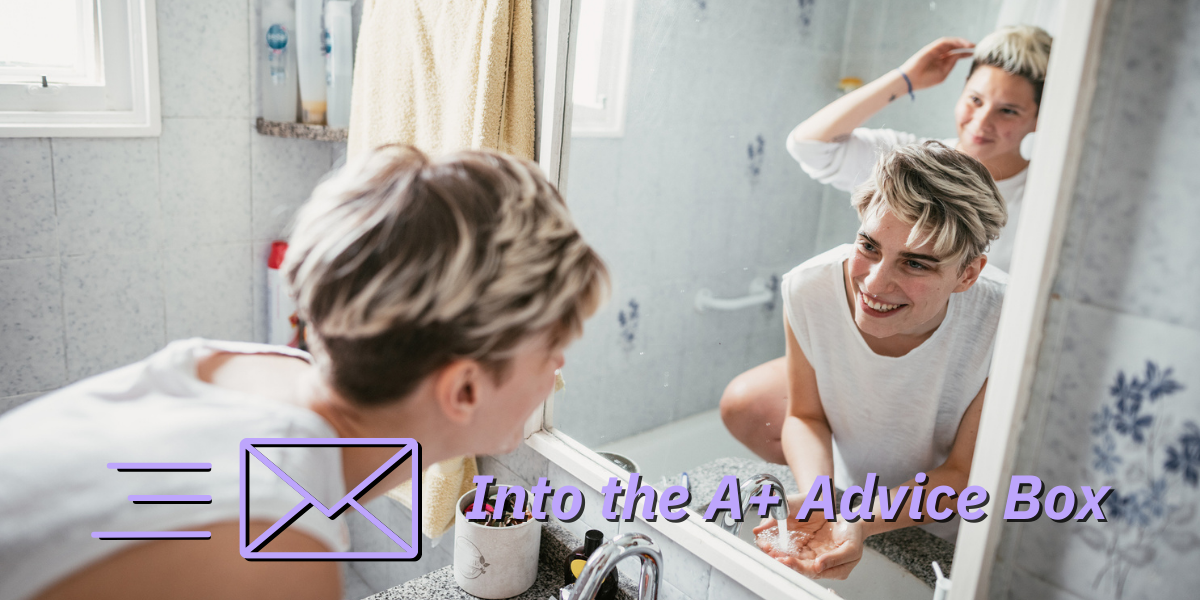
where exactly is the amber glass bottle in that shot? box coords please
[563,529,617,599]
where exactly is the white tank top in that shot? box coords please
[0,339,351,600]
[781,245,1005,537]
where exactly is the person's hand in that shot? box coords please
[752,493,828,540]
[755,516,865,580]
[899,37,975,90]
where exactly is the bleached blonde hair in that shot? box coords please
[971,25,1054,105]
[284,145,610,406]
[852,141,1007,268]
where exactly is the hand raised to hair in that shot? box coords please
[899,37,975,91]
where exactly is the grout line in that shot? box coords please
[48,138,71,385]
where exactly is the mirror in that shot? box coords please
[551,0,1065,596]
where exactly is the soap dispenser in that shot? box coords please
[564,530,617,600]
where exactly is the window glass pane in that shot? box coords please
[0,0,94,81]
[572,0,607,109]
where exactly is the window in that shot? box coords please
[0,0,160,137]
[571,0,634,137]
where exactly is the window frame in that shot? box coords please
[0,0,160,137]
[569,0,635,138]
[529,0,1111,597]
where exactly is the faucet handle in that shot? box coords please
[571,533,663,600]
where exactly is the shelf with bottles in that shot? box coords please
[255,117,348,142]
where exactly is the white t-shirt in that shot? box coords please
[786,127,1026,273]
[0,339,351,600]
[781,245,1005,539]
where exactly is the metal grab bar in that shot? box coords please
[694,276,777,312]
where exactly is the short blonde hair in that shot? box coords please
[852,141,1007,268]
[970,25,1053,105]
[284,145,610,406]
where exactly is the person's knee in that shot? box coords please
[719,373,758,427]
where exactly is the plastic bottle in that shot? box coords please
[295,0,327,124]
[563,530,617,600]
[261,0,298,122]
[324,0,353,129]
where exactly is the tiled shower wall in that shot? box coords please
[987,0,1200,598]
[0,0,344,413]
[556,0,1003,446]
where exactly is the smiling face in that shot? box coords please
[469,331,567,455]
[846,209,985,343]
[954,65,1039,170]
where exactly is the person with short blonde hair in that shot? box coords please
[0,146,609,600]
[726,143,1007,580]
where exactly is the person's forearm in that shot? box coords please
[788,70,909,144]
[861,462,970,537]
[780,414,835,498]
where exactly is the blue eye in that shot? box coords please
[907,260,927,270]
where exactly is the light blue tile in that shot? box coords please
[706,567,758,600]
[548,463,621,543]
[163,242,253,342]
[617,518,711,600]
[0,258,66,396]
[62,251,165,381]
[490,443,551,489]
[0,139,56,260]
[159,118,252,247]
[157,0,251,117]
[53,138,160,256]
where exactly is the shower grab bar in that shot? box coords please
[694,276,777,312]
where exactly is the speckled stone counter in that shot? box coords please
[365,522,637,600]
[255,117,349,141]
[682,457,954,589]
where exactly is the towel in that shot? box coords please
[387,455,479,540]
[348,0,536,161]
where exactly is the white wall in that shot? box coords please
[989,0,1200,598]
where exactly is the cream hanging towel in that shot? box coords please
[387,455,479,540]
[348,0,536,161]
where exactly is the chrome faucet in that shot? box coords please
[717,473,790,536]
[568,533,662,600]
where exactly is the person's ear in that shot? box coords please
[433,359,484,425]
[953,254,986,293]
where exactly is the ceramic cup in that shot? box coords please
[453,488,542,598]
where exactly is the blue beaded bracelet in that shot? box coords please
[898,70,916,101]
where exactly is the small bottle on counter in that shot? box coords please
[563,529,617,600]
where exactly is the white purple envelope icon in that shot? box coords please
[239,438,420,560]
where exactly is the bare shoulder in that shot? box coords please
[34,521,341,600]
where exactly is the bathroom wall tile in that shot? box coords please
[0,139,57,260]
[0,258,65,396]
[251,134,335,241]
[617,518,711,600]
[705,566,757,600]
[157,0,251,118]
[477,456,530,490]
[491,443,550,488]
[159,118,252,247]
[0,392,43,416]
[1004,567,1090,600]
[340,561,375,600]
[163,243,253,342]
[657,579,699,600]
[548,463,620,543]
[53,138,160,256]
[62,251,165,382]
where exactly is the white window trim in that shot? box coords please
[0,0,160,137]
[530,0,1109,597]
[570,0,634,138]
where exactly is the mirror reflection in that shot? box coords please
[554,0,1061,595]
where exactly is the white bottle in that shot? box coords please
[325,0,353,129]
[295,0,327,124]
[261,0,298,122]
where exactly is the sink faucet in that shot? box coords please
[568,533,662,600]
[717,473,790,536]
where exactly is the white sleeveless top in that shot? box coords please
[781,245,1005,537]
[0,339,351,600]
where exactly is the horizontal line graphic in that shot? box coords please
[92,531,212,540]
[107,463,212,471]
[129,495,212,503]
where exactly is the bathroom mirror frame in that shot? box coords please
[522,0,1113,598]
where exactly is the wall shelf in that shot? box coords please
[255,117,348,142]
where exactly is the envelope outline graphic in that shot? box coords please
[239,438,421,560]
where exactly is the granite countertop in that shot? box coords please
[366,523,638,600]
[682,457,954,589]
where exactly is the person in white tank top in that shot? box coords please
[734,143,1009,581]
[0,147,610,600]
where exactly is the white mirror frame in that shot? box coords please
[524,0,1110,597]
